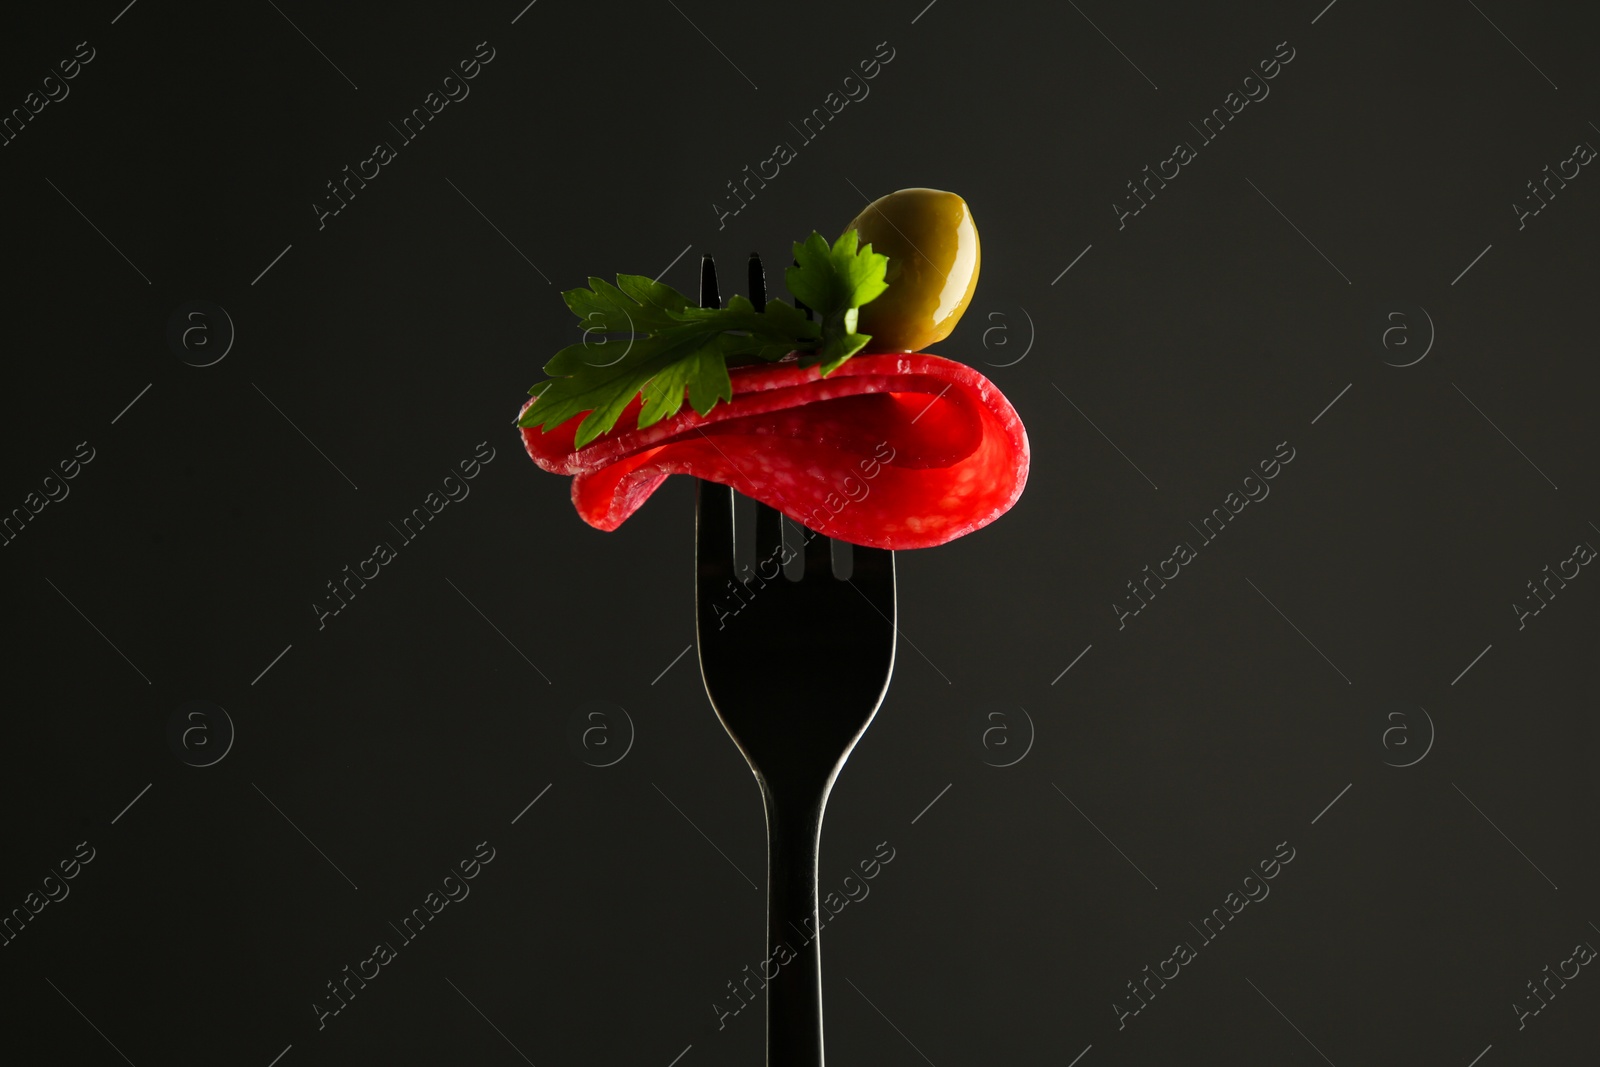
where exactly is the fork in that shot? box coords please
[693,252,898,1067]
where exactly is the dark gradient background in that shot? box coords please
[3,1,1598,1064]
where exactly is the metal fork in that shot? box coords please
[693,252,898,1067]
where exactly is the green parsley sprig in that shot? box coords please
[517,229,889,448]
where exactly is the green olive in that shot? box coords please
[845,188,980,353]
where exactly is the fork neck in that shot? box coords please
[760,780,830,1067]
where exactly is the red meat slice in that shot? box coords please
[517,352,1029,550]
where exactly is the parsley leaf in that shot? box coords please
[519,229,889,448]
[786,229,890,375]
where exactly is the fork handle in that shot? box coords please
[763,789,827,1067]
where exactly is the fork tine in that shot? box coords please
[694,254,732,574]
[850,544,894,585]
[700,252,720,308]
[802,524,832,579]
[753,502,783,565]
[743,251,784,566]
[792,257,812,320]
[748,251,765,307]
[784,259,830,578]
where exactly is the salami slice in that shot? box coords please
[518,352,1029,550]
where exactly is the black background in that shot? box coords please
[3,1,1598,1064]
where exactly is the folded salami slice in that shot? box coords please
[518,352,1029,550]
